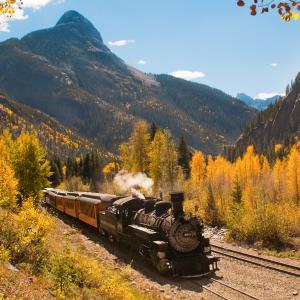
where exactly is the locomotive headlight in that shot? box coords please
[204,246,211,253]
[157,251,166,259]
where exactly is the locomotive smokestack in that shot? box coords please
[170,192,184,217]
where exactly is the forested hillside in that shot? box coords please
[226,74,300,161]
[0,10,256,154]
[0,94,109,158]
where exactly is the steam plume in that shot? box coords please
[113,170,154,199]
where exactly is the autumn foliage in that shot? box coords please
[187,144,300,247]
[237,0,300,21]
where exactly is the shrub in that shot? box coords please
[0,201,53,274]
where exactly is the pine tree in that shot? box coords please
[177,136,191,177]
[82,153,91,183]
[150,122,158,141]
[204,183,219,226]
[231,177,242,204]
[49,161,62,187]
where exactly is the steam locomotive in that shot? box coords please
[43,189,218,277]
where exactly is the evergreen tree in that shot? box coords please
[231,176,242,204]
[177,136,191,177]
[49,161,62,187]
[204,183,220,227]
[82,153,92,182]
[150,122,158,141]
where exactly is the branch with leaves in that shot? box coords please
[237,0,300,21]
[0,0,22,16]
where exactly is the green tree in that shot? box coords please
[13,132,51,204]
[150,122,158,141]
[231,176,242,204]
[50,161,62,187]
[177,136,191,178]
[203,183,220,226]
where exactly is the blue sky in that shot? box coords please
[1,0,300,99]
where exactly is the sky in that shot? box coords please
[0,0,300,99]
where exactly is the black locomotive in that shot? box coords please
[44,189,218,277]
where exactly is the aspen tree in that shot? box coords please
[0,141,17,209]
[148,130,165,192]
[190,151,206,189]
[161,130,178,191]
[286,145,300,205]
[119,121,150,173]
[13,132,51,204]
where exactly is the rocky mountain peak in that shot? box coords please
[55,10,103,42]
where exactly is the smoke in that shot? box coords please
[113,170,154,199]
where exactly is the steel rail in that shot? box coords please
[210,278,261,300]
[211,245,300,278]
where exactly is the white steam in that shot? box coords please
[113,170,154,199]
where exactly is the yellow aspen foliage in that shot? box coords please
[148,130,165,192]
[13,132,51,203]
[190,150,206,189]
[275,143,283,154]
[273,158,287,200]
[286,145,300,205]
[0,0,16,16]
[119,121,150,173]
[0,141,17,209]
[235,146,260,188]
[161,130,178,191]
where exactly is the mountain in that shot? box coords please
[237,93,280,111]
[0,93,109,158]
[0,10,256,154]
[227,75,300,159]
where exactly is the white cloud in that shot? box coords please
[137,59,146,65]
[108,39,135,47]
[22,0,53,10]
[0,0,64,32]
[256,92,283,100]
[170,70,206,81]
[271,63,278,67]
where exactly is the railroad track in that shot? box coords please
[189,278,261,300]
[211,243,300,278]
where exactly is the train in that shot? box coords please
[43,188,219,277]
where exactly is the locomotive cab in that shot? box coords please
[98,196,144,240]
